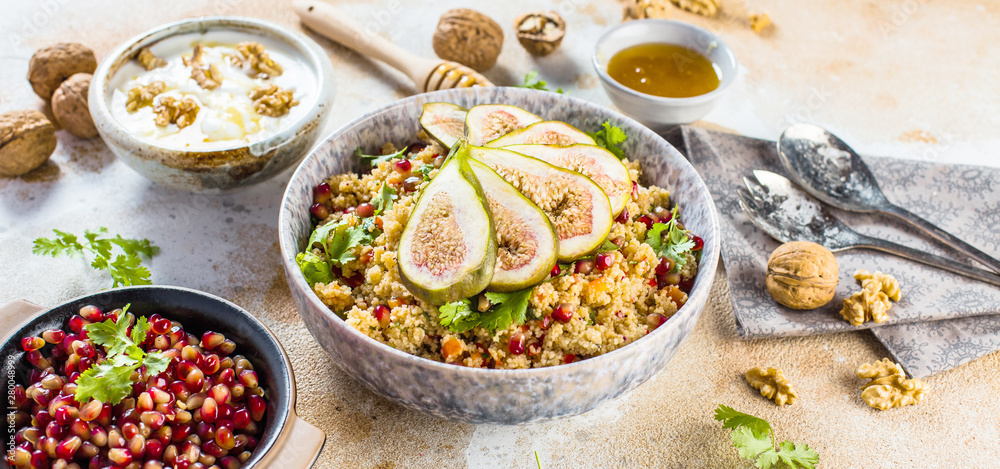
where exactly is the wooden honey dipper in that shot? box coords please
[294,1,494,91]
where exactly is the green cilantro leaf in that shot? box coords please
[438,299,480,333]
[131,316,150,346]
[73,362,136,404]
[296,251,335,285]
[715,405,818,469]
[355,146,409,167]
[33,228,158,287]
[371,182,397,216]
[415,164,436,181]
[518,71,564,93]
[324,225,369,265]
[588,121,628,159]
[481,289,532,331]
[143,351,171,377]
[644,207,696,273]
[597,239,621,253]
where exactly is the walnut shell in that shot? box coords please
[514,11,566,57]
[432,9,503,72]
[0,111,57,177]
[766,241,839,310]
[28,43,98,100]
[52,73,98,139]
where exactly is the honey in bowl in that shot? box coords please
[607,43,721,98]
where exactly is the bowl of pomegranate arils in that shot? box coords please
[0,286,324,469]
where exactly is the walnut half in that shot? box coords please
[236,42,283,78]
[745,366,798,406]
[126,81,166,113]
[249,85,298,117]
[137,47,167,71]
[154,96,200,129]
[857,358,927,410]
[840,270,900,326]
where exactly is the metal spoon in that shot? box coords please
[777,123,1000,274]
[738,170,1000,287]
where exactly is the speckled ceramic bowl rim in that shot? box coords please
[90,15,332,155]
[279,87,721,378]
[592,19,739,106]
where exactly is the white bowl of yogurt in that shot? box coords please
[90,16,335,192]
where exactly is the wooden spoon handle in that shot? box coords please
[293,0,435,86]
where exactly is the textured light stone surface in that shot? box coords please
[2,1,999,467]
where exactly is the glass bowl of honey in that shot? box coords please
[592,19,738,131]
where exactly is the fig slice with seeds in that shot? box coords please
[465,104,542,146]
[468,158,558,292]
[419,102,467,148]
[469,146,612,261]
[398,143,497,305]
[485,120,595,147]
[503,144,632,216]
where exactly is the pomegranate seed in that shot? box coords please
[217,339,237,355]
[239,370,259,389]
[67,315,90,334]
[122,422,139,440]
[344,206,356,214]
[53,405,75,424]
[232,409,251,429]
[137,392,154,412]
[174,454,191,469]
[218,368,236,387]
[248,395,265,422]
[78,399,102,422]
[658,272,681,289]
[691,235,704,251]
[141,411,166,429]
[595,253,614,271]
[201,354,221,375]
[129,434,147,457]
[655,257,675,275]
[215,425,236,450]
[636,215,654,229]
[393,158,412,173]
[219,402,235,421]
[71,340,95,358]
[403,176,422,192]
[107,446,133,465]
[309,203,330,219]
[220,456,241,469]
[631,181,639,200]
[31,387,52,406]
[372,305,391,328]
[614,207,630,223]
[146,438,165,460]
[208,384,231,404]
[79,440,99,458]
[55,435,81,459]
[151,318,172,335]
[45,420,65,439]
[343,271,365,288]
[202,440,227,458]
[77,356,92,372]
[552,303,575,323]
[656,207,673,223]
[313,182,332,203]
[355,202,375,218]
[41,374,65,390]
[200,332,225,350]
[550,264,561,277]
[679,278,695,293]
[89,426,107,446]
[508,332,526,355]
[41,329,66,344]
[97,404,112,427]
[574,258,595,274]
[201,397,219,423]
[21,336,44,352]
[69,418,91,440]
[540,315,552,330]
[30,450,48,468]
[186,369,205,392]
[646,313,668,330]
[564,353,577,364]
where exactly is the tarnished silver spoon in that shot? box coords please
[738,170,1000,287]
[777,123,1000,275]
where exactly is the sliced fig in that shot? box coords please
[503,144,632,216]
[485,121,596,147]
[465,104,542,146]
[468,158,558,292]
[419,102,467,149]
[398,144,497,305]
[469,146,612,261]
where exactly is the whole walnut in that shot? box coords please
[432,9,503,72]
[0,111,57,177]
[28,43,98,100]
[52,73,98,139]
[766,241,839,310]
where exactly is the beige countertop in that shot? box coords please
[2,1,999,467]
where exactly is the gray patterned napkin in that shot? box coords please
[670,126,1000,378]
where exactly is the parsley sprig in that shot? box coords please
[518,71,564,93]
[714,405,819,469]
[588,121,628,159]
[439,288,533,333]
[644,207,696,273]
[355,146,409,167]
[33,228,159,287]
[74,306,171,405]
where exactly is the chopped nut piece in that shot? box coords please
[745,366,798,406]
[669,0,719,17]
[857,358,927,410]
[249,85,298,117]
[154,96,200,129]
[236,42,283,78]
[126,81,166,112]
[191,63,223,90]
[749,13,772,33]
[182,44,205,67]
[137,47,167,71]
[840,270,900,326]
[624,0,671,20]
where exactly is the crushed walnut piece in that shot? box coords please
[748,13,773,34]
[137,47,167,71]
[182,44,204,67]
[191,63,223,90]
[624,0,671,20]
[840,270,901,326]
[154,96,200,129]
[126,81,166,112]
[669,0,719,17]
[745,366,798,406]
[249,85,298,117]
[236,42,283,78]
[857,358,927,410]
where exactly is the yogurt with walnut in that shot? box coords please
[109,30,315,151]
